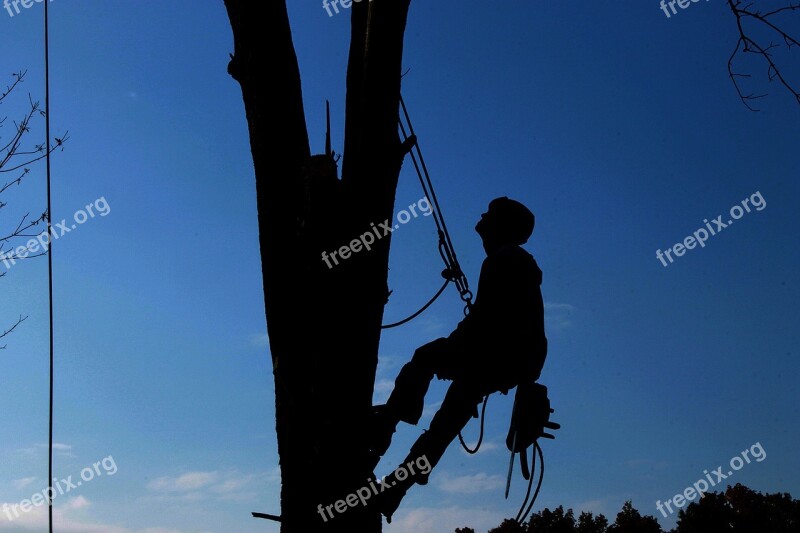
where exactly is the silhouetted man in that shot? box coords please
[370,196,548,522]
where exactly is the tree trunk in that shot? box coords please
[224,1,412,531]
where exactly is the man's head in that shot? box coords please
[475,197,535,248]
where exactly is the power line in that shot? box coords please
[43,1,55,532]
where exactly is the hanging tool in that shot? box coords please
[504,382,560,524]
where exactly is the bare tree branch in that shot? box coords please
[726,0,800,110]
[0,70,26,103]
[0,315,27,349]
[0,93,69,173]
[0,70,68,348]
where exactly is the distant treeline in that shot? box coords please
[455,483,799,533]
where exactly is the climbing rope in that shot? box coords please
[506,384,555,525]
[377,95,490,453]
[381,279,450,329]
[457,395,488,454]
[380,95,473,330]
[515,441,545,525]
[398,95,473,314]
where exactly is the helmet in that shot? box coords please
[483,197,535,245]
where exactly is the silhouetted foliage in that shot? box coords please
[458,505,615,533]
[673,483,800,533]
[528,506,581,533]
[488,518,528,533]
[607,502,662,533]
[462,485,798,533]
[672,491,731,533]
[577,511,609,533]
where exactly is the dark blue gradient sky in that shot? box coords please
[1,2,797,532]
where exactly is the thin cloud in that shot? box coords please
[376,354,401,378]
[146,469,270,504]
[249,332,269,348]
[421,400,442,422]
[147,471,218,492]
[65,496,90,510]
[386,505,504,533]
[12,477,37,490]
[15,442,74,459]
[458,440,500,456]
[545,301,575,331]
[420,316,446,333]
[436,471,505,494]
[373,379,395,404]
[0,497,134,532]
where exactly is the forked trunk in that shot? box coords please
[224,1,412,531]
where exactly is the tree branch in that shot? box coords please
[726,0,800,110]
[0,70,68,350]
[0,315,27,349]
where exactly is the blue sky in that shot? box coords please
[0,1,798,532]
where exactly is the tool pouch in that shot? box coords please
[505,381,559,479]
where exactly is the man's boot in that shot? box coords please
[375,469,414,524]
[367,404,399,469]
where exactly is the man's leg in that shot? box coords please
[406,379,486,482]
[378,379,486,521]
[384,337,451,424]
[369,338,452,464]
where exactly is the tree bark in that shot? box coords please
[224,1,412,531]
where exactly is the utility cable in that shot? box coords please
[43,2,55,532]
